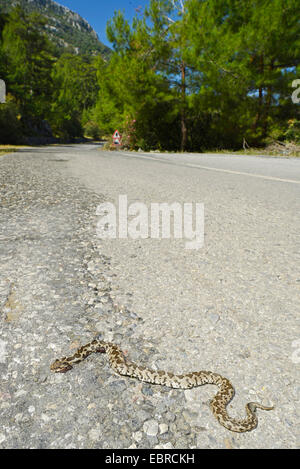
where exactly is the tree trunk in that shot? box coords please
[262,59,275,137]
[252,54,264,132]
[180,61,187,152]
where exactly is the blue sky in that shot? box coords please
[58,0,150,47]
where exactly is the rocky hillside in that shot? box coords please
[0,0,111,57]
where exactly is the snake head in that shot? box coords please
[247,402,274,413]
[50,359,73,373]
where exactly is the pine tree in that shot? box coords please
[103,1,191,150]
[185,0,300,145]
[51,54,99,138]
[2,6,55,119]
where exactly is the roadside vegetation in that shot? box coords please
[0,1,299,152]
[0,146,21,156]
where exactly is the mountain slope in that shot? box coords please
[0,0,111,57]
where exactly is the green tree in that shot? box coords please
[93,46,178,149]
[51,53,99,138]
[1,6,55,119]
[185,0,300,145]
[98,1,192,150]
[106,1,191,150]
[0,12,8,78]
[144,0,190,150]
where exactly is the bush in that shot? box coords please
[50,113,83,140]
[83,120,102,140]
[284,119,300,143]
[0,96,23,144]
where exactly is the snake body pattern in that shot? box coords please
[51,339,274,433]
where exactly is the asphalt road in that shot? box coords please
[1,145,299,448]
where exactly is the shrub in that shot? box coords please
[83,120,102,140]
[284,119,300,143]
[0,96,23,144]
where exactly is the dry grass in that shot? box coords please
[0,144,27,156]
[213,141,300,158]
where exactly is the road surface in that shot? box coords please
[0,145,299,449]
